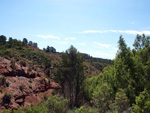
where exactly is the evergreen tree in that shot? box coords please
[23,38,28,46]
[28,41,33,46]
[8,37,13,48]
[57,45,85,108]
[0,35,7,45]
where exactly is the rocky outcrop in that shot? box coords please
[0,57,61,111]
[0,57,37,78]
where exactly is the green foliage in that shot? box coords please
[24,104,48,113]
[75,106,98,113]
[24,95,68,113]
[2,109,10,113]
[114,89,129,112]
[83,34,150,112]
[132,89,150,113]
[84,75,103,101]
[46,95,68,113]
[43,94,48,101]
[23,38,28,46]
[20,60,27,67]
[0,35,7,45]
[92,82,114,112]
[55,45,85,108]
[46,46,56,53]
[8,37,13,48]
[13,108,24,113]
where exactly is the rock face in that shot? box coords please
[0,57,37,78]
[0,57,61,112]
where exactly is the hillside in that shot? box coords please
[0,36,111,111]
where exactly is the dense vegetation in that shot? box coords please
[0,35,110,77]
[1,34,150,112]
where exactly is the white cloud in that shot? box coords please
[114,30,143,35]
[93,42,111,48]
[80,30,150,35]
[80,30,107,33]
[65,38,68,40]
[78,43,86,46]
[65,37,76,40]
[69,37,76,40]
[36,35,60,39]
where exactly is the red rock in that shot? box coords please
[0,57,37,78]
[0,57,61,111]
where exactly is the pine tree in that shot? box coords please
[57,45,85,108]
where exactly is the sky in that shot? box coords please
[0,0,150,59]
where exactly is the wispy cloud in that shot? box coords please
[80,30,150,35]
[65,37,76,40]
[69,37,76,40]
[93,42,111,48]
[110,30,150,35]
[36,35,60,39]
[79,30,107,33]
[78,43,86,46]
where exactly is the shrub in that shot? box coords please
[92,82,114,113]
[2,92,12,103]
[43,94,48,101]
[75,106,98,113]
[13,108,24,113]
[0,77,6,85]
[29,78,33,83]
[5,81,10,87]
[2,109,10,113]
[24,104,48,113]
[113,89,129,112]
[132,89,150,113]
[46,95,68,113]
[19,85,25,91]
[20,60,26,67]
[10,59,16,70]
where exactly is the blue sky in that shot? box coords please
[0,0,150,59]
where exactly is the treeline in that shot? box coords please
[0,35,38,48]
[82,53,112,65]
[0,35,56,53]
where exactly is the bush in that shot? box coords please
[13,108,24,113]
[43,94,48,101]
[75,106,98,113]
[46,95,68,113]
[2,109,10,113]
[0,77,6,86]
[20,60,26,67]
[10,59,16,70]
[92,82,114,112]
[5,81,10,87]
[132,89,150,113]
[113,89,129,112]
[24,104,48,113]
[19,85,25,91]
[2,92,12,103]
